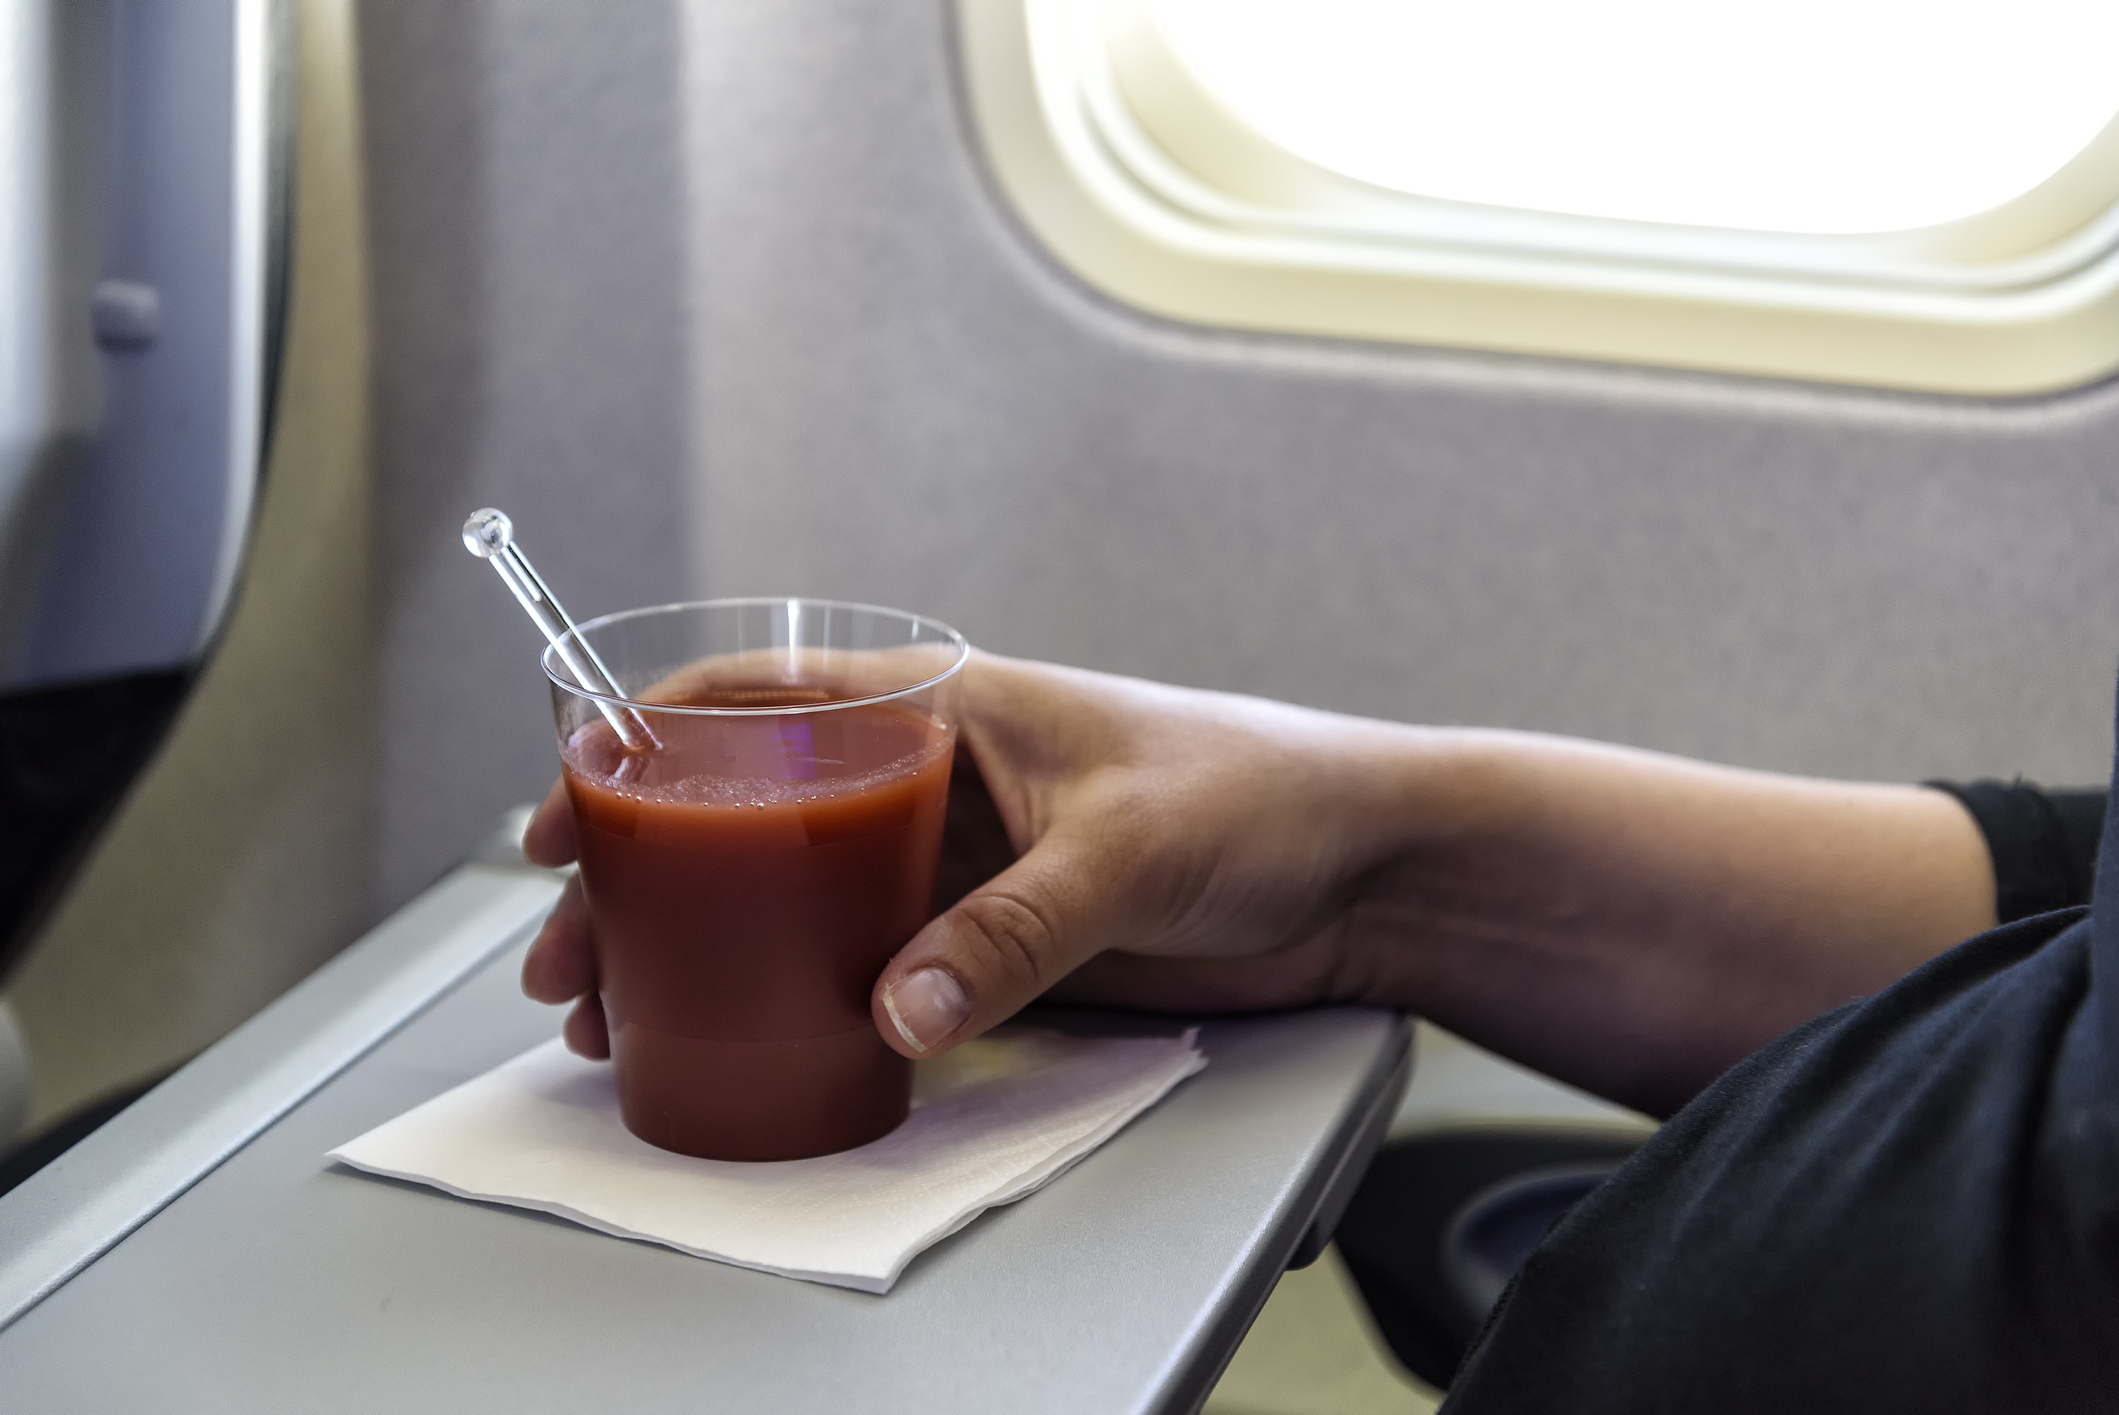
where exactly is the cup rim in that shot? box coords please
[541,597,971,717]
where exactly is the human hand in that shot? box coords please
[517,786,610,1056]
[520,641,1994,1117]
[520,651,1448,1060]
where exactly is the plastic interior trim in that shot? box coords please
[0,856,563,1332]
[958,0,2119,395]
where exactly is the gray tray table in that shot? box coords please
[0,850,1409,1413]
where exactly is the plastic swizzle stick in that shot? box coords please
[462,508,659,752]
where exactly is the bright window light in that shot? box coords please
[1145,0,2119,235]
[957,0,2119,392]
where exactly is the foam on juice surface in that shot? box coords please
[561,693,950,813]
[562,736,949,810]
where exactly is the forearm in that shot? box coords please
[1356,730,1996,1116]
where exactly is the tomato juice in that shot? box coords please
[562,682,954,1160]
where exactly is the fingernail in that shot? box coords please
[883,968,971,1053]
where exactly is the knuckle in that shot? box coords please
[954,889,1058,990]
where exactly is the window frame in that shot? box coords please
[958,0,2119,395]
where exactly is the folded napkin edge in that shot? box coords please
[325,1151,901,1294]
[325,1026,1211,1295]
[873,1046,1210,1288]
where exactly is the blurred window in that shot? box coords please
[1139,0,2119,236]
[960,0,2119,395]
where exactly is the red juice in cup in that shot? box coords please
[546,602,966,1160]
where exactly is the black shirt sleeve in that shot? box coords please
[1442,904,2119,1414]
[1443,768,2119,1412]
[1927,778,2105,923]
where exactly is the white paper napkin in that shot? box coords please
[330,1026,1205,1293]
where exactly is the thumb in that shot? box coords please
[873,828,1138,1058]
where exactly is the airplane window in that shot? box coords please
[1137,0,2119,237]
[959,0,2119,396]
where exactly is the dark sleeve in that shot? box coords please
[1925,778,2105,923]
[1442,907,2119,1414]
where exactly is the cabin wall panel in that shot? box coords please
[682,0,2119,783]
[359,0,698,911]
[360,0,2119,924]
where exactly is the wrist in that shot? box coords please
[1302,726,1498,1002]
[1341,723,1517,862]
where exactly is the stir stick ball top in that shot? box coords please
[462,506,657,751]
[462,507,514,559]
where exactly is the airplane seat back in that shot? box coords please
[0,0,289,1141]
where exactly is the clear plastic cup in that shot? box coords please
[546,599,968,1160]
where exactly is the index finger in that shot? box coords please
[522,776,578,867]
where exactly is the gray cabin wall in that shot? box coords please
[360,0,2119,920]
[358,0,699,911]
